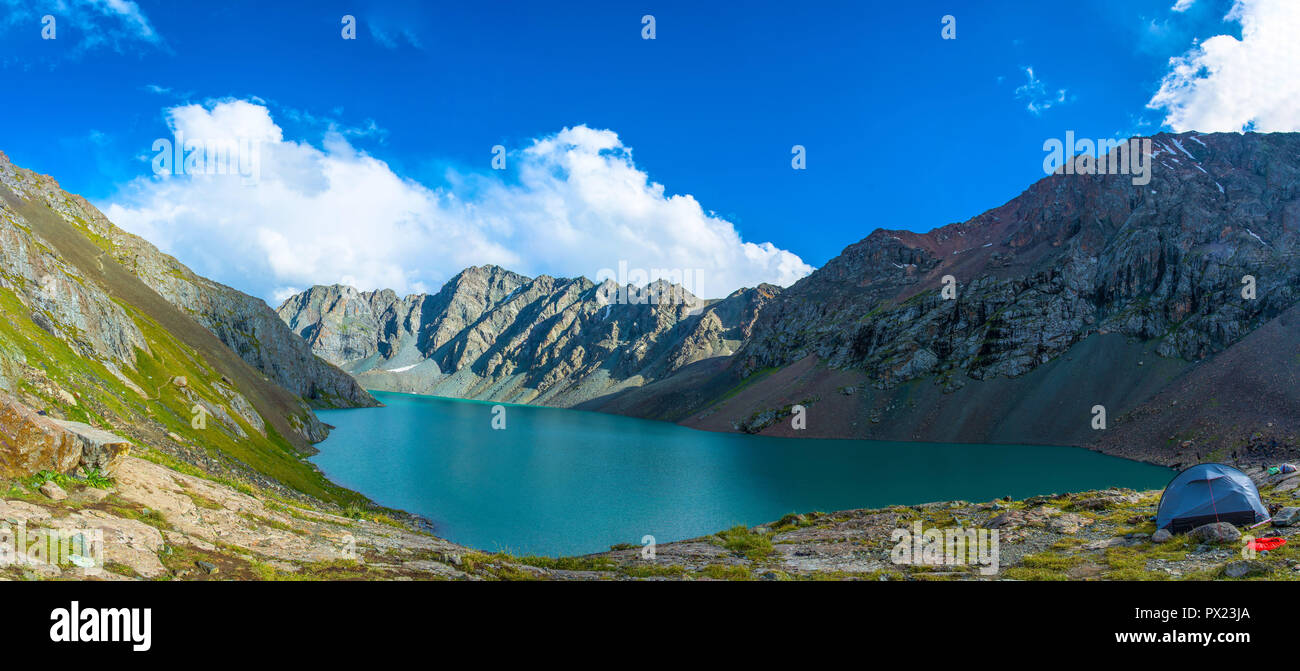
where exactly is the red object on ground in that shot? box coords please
[1247,537,1287,552]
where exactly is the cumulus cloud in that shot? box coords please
[101,100,813,305]
[1147,0,1300,132]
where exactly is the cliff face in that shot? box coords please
[277,267,781,406]
[584,132,1300,465]
[0,151,370,501]
[740,131,1299,386]
[38,192,375,410]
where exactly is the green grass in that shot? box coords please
[80,468,113,489]
[0,282,371,506]
[28,470,73,490]
[514,556,617,572]
[698,564,752,580]
[715,525,775,560]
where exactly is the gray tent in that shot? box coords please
[1156,463,1268,532]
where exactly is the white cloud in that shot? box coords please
[102,100,813,304]
[0,0,163,54]
[1014,66,1068,115]
[1148,0,1300,132]
[1171,0,1196,12]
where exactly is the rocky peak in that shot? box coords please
[737,132,1300,385]
[277,270,782,406]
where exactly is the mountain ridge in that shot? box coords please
[277,265,781,406]
[275,131,1300,468]
[0,150,375,501]
[585,131,1300,466]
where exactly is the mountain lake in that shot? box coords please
[313,391,1174,556]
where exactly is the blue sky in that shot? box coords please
[1,0,1292,302]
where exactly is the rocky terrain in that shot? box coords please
[572,463,1300,581]
[580,132,1300,467]
[7,450,1295,581]
[277,268,779,406]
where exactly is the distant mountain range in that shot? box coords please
[276,267,779,406]
[279,131,1300,469]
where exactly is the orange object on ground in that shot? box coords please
[1247,537,1286,552]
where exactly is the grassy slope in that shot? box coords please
[0,284,363,503]
[0,185,367,505]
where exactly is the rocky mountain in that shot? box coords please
[40,191,374,411]
[584,132,1300,467]
[0,150,374,502]
[277,266,780,406]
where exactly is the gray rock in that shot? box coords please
[1190,522,1242,544]
[195,561,218,575]
[48,419,131,476]
[1223,560,1270,579]
[39,481,67,501]
[1151,529,1173,543]
[983,511,1024,530]
[1272,507,1300,527]
[73,486,111,503]
[277,267,783,406]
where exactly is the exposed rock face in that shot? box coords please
[278,266,781,406]
[51,418,132,475]
[0,391,82,476]
[587,132,1300,463]
[740,132,1300,387]
[0,150,369,499]
[0,391,130,477]
[0,151,372,411]
[18,177,376,410]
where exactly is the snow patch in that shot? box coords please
[1245,229,1270,247]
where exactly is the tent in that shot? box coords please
[1156,463,1268,532]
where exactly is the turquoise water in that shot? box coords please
[313,392,1173,556]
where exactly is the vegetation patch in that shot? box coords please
[714,525,775,560]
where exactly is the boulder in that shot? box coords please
[48,419,131,475]
[982,511,1025,530]
[1223,560,1271,579]
[0,392,82,477]
[1272,507,1300,527]
[1047,513,1093,534]
[0,392,132,478]
[39,481,67,501]
[1151,529,1173,543]
[1189,522,1241,544]
[70,486,112,504]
